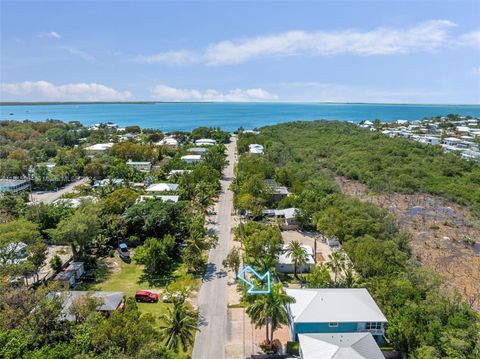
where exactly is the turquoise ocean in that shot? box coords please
[1,102,480,132]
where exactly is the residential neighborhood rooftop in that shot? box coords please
[298,333,384,359]
[286,288,387,323]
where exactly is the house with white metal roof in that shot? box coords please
[181,154,202,164]
[137,195,180,203]
[298,333,384,359]
[286,288,387,343]
[195,138,217,146]
[249,143,264,154]
[145,183,179,194]
[126,160,152,172]
[276,244,315,273]
[85,143,114,154]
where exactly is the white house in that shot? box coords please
[276,244,315,273]
[286,288,388,343]
[85,143,114,154]
[126,160,152,172]
[155,137,179,147]
[167,170,192,178]
[274,208,299,229]
[0,179,30,194]
[298,333,384,359]
[181,154,202,164]
[53,196,97,208]
[419,136,440,145]
[137,195,180,203]
[187,147,208,155]
[145,183,179,194]
[93,178,124,188]
[195,138,216,146]
[249,143,264,154]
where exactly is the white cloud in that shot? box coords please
[38,31,62,39]
[204,20,456,64]
[0,81,132,101]
[459,30,480,47]
[60,46,97,63]
[150,84,278,102]
[472,66,480,76]
[131,50,197,64]
[134,20,465,65]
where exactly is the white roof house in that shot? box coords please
[277,244,315,273]
[274,208,297,220]
[181,154,202,164]
[137,195,180,203]
[85,143,114,153]
[146,183,179,193]
[249,143,264,154]
[195,138,216,146]
[93,178,124,187]
[298,333,384,359]
[53,196,97,208]
[155,137,179,147]
[286,288,387,324]
[167,170,192,178]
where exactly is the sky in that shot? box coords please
[1,0,479,103]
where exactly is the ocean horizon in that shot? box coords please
[1,102,480,132]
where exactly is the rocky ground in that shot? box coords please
[335,176,480,310]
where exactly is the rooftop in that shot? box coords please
[286,288,387,323]
[0,179,29,186]
[146,183,179,192]
[298,333,384,359]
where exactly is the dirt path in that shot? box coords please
[335,176,480,310]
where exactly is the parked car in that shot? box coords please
[135,290,159,303]
[117,243,131,262]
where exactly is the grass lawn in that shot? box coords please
[90,255,170,318]
[89,254,202,318]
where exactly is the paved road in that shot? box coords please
[192,136,236,359]
[30,177,89,204]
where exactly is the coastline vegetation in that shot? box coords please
[234,122,480,358]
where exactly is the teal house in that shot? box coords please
[286,288,387,343]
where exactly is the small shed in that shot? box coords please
[66,262,85,279]
[56,270,76,288]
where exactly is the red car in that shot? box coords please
[135,290,159,303]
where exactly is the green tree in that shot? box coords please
[133,236,176,275]
[47,205,100,259]
[159,301,198,352]
[49,254,62,273]
[285,240,309,278]
[101,187,139,214]
[27,241,48,282]
[222,247,242,277]
[306,263,331,288]
[245,283,295,349]
[326,250,346,284]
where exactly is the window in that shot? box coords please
[365,322,382,330]
[328,322,338,327]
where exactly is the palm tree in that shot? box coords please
[159,301,199,352]
[285,240,309,278]
[246,283,295,349]
[327,250,346,284]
